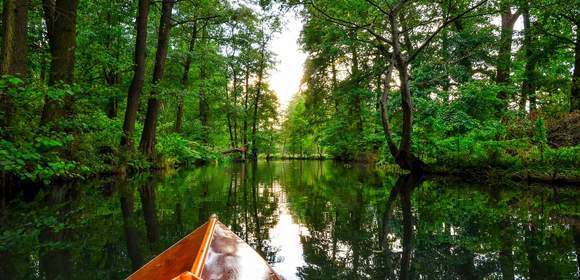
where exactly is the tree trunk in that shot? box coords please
[230,68,239,147]
[175,99,184,132]
[40,51,48,83]
[520,8,537,113]
[139,0,174,156]
[375,68,382,115]
[103,11,121,119]
[350,41,363,133]
[242,67,249,152]
[40,0,79,124]
[198,25,210,144]
[232,71,239,148]
[380,57,399,157]
[572,23,579,112]
[120,0,150,149]
[251,47,265,159]
[105,72,119,118]
[331,58,338,111]
[0,0,29,135]
[496,5,520,101]
[387,10,427,173]
[226,78,236,148]
[175,20,197,132]
[0,0,29,76]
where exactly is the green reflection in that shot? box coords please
[0,161,579,279]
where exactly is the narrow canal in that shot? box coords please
[1,161,579,279]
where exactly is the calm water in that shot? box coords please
[1,161,579,279]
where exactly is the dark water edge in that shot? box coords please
[0,160,579,280]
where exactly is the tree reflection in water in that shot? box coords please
[0,161,579,279]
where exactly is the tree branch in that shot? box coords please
[380,55,399,156]
[309,0,393,45]
[408,0,487,63]
[365,0,390,16]
[170,14,222,27]
[536,24,574,45]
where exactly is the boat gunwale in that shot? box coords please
[125,220,210,279]
[191,216,217,276]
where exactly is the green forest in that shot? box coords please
[0,0,578,187]
[0,0,579,278]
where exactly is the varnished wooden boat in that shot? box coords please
[126,215,281,280]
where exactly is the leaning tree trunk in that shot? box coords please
[391,12,415,171]
[121,0,150,149]
[377,0,483,173]
[380,8,426,173]
[40,0,79,125]
[139,0,175,156]
[175,20,197,133]
[0,0,29,135]
[380,57,399,158]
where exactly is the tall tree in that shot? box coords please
[0,0,30,134]
[40,0,80,124]
[495,1,520,102]
[520,2,537,112]
[139,0,175,156]
[349,34,363,134]
[242,65,250,153]
[175,20,198,133]
[198,24,210,144]
[0,0,29,76]
[250,32,267,159]
[120,0,150,149]
[571,19,579,112]
[306,0,486,172]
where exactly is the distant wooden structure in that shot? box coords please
[222,147,247,155]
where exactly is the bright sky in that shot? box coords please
[267,14,307,110]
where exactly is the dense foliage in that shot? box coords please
[0,0,578,185]
[0,0,281,184]
[281,0,579,175]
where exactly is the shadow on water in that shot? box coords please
[0,161,579,279]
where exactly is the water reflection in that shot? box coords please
[269,183,306,279]
[38,186,74,280]
[119,183,143,271]
[0,161,579,279]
